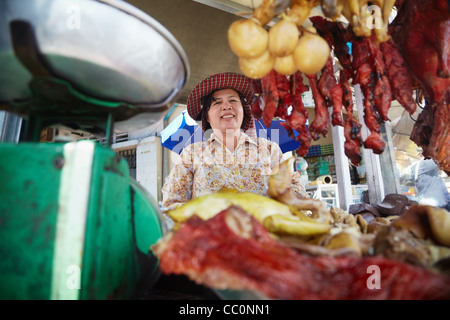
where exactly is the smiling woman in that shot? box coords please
[161,72,309,210]
[202,88,246,151]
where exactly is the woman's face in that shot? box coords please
[207,88,244,134]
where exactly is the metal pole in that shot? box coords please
[0,111,22,143]
[382,123,401,194]
[330,115,353,210]
[354,84,385,204]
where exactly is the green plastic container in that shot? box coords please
[0,141,164,299]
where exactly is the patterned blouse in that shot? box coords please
[161,132,308,210]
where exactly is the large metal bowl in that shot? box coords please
[0,0,189,115]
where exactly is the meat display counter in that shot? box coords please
[0,0,189,299]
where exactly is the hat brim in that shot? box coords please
[186,72,255,134]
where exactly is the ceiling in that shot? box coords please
[125,0,251,105]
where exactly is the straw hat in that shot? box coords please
[186,72,256,136]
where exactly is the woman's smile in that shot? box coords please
[221,114,235,119]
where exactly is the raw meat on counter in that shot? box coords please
[152,205,450,300]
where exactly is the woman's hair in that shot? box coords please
[200,88,251,132]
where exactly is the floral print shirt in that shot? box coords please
[161,132,308,210]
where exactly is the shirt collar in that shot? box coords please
[209,131,258,148]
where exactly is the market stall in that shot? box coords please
[150,0,450,300]
[0,0,449,301]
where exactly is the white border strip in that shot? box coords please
[51,141,95,300]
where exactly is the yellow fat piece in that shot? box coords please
[427,207,450,247]
[167,189,293,223]
[263,214,331,236]
[325,231,362,255]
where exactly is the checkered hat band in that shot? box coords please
[186,72,255,134]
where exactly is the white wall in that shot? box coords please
[136,136,163,204]
[112,136,163,205]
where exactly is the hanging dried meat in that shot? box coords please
[318,57,344,127]
[273,70,292,119]
[287,72,311,156]
[260,70,280,127]
[306,73,330,140]
[391,0,450,173]
[379,38,417,115]
[227,0,396,80]
[251,70,312,157]
[249,78,263,119]
[231,1,448,170]
[341,69,363,166]
[311,16,362,164]
[352,34,388,154]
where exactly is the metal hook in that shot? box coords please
[415,89,425,109]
